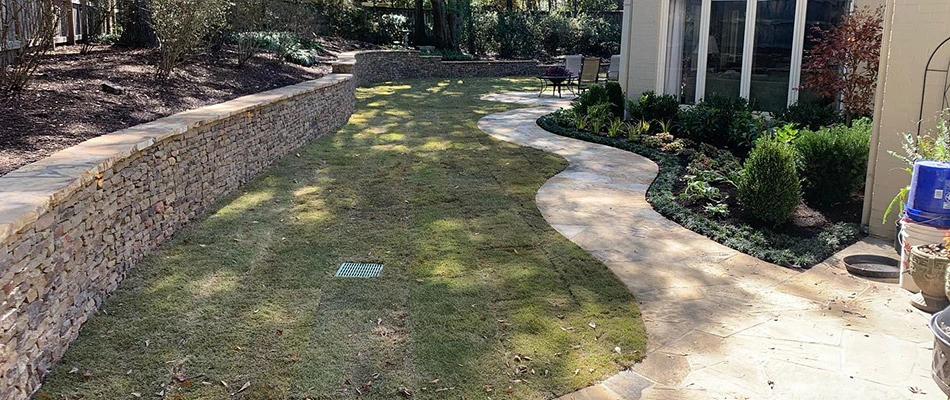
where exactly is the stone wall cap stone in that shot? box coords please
[0,74,353,244]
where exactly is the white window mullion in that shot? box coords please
[740,0,757,99]
[696,0,712,101]
[788,0,809,106]
[656,0,672,93]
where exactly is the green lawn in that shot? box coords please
[38,78,646,399]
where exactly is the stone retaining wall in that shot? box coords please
[332,50,542,86]
[0,74,356,399]
[0,48,541,399]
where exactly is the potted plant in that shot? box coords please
[544,66,572,79]
[908,234,950,312]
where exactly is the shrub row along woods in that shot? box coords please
[1,0,620,89]
[543,83,870,267]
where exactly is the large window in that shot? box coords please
[664,0,702,104]
[705,0,747,100]
[749,0,795,112]
[664,0,848,112]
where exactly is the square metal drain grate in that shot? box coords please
[334,262,383,278]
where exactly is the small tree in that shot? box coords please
[0,0,61,92]
[149,0,231,79]
[801,5,884,123]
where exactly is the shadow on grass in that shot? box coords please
[37,77,645,400]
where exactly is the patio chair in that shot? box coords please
[607,55,620,81]
[564,55,583,78]
[577,57,601,91]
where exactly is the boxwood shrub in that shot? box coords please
[795,118,871,209]
[676,95,758,150]
[627,91,679,129]
[738,138,802,226]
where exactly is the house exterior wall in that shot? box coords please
[619,0,883,101]
[864,0,950,239]
[620,0,663,99]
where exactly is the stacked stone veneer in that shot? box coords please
[0,49,542,399]
[0,74,356,399]
[332,50,542,86]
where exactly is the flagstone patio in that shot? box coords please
[478,92,943,400]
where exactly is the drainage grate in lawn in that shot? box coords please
[334,262,383,278]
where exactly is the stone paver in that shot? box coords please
[478,92,943,399]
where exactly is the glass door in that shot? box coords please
[664,0,704,104]
[704,0,747,100]
[749,0,796,112]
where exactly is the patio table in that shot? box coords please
[537,75,574,98]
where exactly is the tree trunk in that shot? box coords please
[118,0,155,47]
[465,3,475,53]
[506,0,513,12]
[431,0,451,49]
[448,10,461,51]
[413,0,428,45]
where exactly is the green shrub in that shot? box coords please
[232,31,322,66]
[539,13,576,56]
[572,13,621,57]
[738,139,802,226]
[604,81,625,118]
[677,95,758,150]
[627,91,679,128]
[496,12,541,59]
[777,102,841,131]
[572,84,609,116]
[795,118,871,208]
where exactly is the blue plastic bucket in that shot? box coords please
[907,161,950,227]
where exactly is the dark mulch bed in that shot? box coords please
[0,45,332,177]
[673,178,864,238]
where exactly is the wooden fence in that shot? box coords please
[2,0,114,54]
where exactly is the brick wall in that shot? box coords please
[0,75,356,399]
[332,50,542,86]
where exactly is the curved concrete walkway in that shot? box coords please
[478,92,942,400]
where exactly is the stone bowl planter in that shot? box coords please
[930,307,950,396]
[909,244,950,312]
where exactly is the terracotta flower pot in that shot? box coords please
[910,245,950,312]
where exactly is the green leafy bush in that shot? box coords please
[605,81,625,119]
[539,13,576,56]
[468,11,619,58]
[572,84,609,117]
[777,102,841,131]
[795,118,871,208]
[572,13,621,57]
[496,13,541,59]
[738,139,802,226]
[677,95,757,150]
[627,91,680,128]
[233,31,322,66]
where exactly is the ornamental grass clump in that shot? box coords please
[738,138,802,226]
